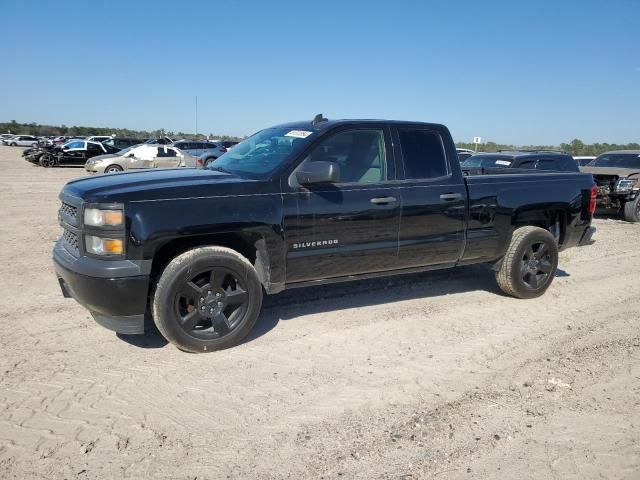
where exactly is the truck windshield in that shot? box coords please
[462,155,514,168]
[589,153,640,169]
[208,127,316,178]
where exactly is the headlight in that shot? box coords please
[83,208,123,227]
[84,235,124,255]
[615,179,639,193]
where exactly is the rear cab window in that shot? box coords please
[398,129,448,179]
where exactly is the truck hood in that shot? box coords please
[580,166,640,178]
[62,168,265,203]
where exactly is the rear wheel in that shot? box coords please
[9,142,16,146]
[105,164,123,173]
[495,226,559,299]
[204,157,217,167]
[153,246,263,353]
[622,197,640,223]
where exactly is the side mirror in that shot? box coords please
[296,161,340,185]
[126,152,135,158]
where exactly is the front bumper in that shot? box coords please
[53,240,151,334]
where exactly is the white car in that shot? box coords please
[6,135,39,147]
[85,144,198,174]
[0,133,15,144]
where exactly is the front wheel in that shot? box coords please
[495,226,559,299]
[622,197,640,223]
[152,246,263,352]
[39,154,56,167]
[105,164,123,173]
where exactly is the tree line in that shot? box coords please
[0,120,242,141]
[455,138,639,156]
[2,120,637,155]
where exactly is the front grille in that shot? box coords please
[60,202,78,221]
[62,229,79,253]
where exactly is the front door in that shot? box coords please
[284,126,400,283]
[153,146,182,168]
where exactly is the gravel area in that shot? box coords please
[1,145,638,479]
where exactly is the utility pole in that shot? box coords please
[195,96,198,138]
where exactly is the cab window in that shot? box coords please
[398,129,448,179]
[305,129,387,184]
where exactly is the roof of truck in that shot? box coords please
[273,118,447,132]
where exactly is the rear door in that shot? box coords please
[153,146,182,168]
[393,126,466,268]
[284,125,401,282]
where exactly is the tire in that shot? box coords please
[39,154,56,168]
[105,164,123,173]
[152,246,263,353]
[9,142,16,146]
[31,143,37,147]
[495,226,559,299]
[204,157,217,167]
[622,197,640,223]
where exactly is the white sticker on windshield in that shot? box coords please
[495,160,512,166]
[285,130,313,138]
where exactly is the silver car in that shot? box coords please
[85,144,198,174]
[6,135,39,147]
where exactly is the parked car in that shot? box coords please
[211,140,239,149]
[85,144,197,174]
[6,135,39,147]
[0,133,15,144]
[144,136,174,145]
[53,116,597,353]
[39,140,121,167]
[574,156,596,167]
[87,135,112,143]
[196,143,228,167]
[53,136,71,145]
[101,137,145,150]
[461,150,579,172]
[172,140,222,157]
[456,148,475,162]
[580,150,640,222]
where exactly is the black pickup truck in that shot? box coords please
[54,117,597,352]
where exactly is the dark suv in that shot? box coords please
[102,137,145,150]
[461,150,579,173]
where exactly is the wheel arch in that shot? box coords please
[511,207,567,245]
[104,163,124,173]
[148,230,281,295]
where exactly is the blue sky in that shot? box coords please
[0,0,638,144]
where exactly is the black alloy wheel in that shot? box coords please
[495,226,559,299]
[174,267,249,340]
[40,155,56,167]
[519,241,553,289]
[152,246,263,352]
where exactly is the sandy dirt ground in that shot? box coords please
[0,145,638,479]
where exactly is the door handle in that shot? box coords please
[439,193,462,201]
[370,196,397,205]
